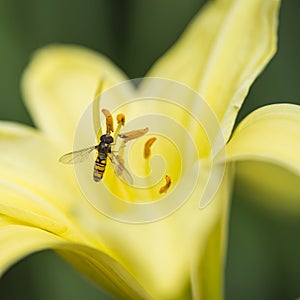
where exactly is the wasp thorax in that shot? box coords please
[100,134,114,144]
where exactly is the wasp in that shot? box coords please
[59,109,148,184]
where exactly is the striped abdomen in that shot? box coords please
[93,154,107,182]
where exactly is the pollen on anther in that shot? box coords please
[144,137,157,159]
[117,113,125,125]
[102,108,114,134]
[159,175,171,194]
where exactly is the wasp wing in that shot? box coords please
[109,153,133,185]
[59,145,97,164]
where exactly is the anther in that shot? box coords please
[144,137,157,159]
[159,175,171,194]
[114,113,125,141]
[117,113,125,125]
[102,108,114,134]
[119,128,149,143]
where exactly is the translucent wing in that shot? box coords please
[59,145,97,164]
[109,153,133,185]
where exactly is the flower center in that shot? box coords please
[103,131,181,203]
[71,78,226,223]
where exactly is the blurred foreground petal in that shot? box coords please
[0,223,151,300]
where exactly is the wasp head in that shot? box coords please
[100,134,114,144]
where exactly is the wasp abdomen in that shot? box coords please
[93,155,107,182]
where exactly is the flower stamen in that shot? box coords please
[159,175,171,194]
[118,128,149,143]
[102,108,114,134]
[117,113,125,126]
[144,137,157,159]
[114,113,125,141]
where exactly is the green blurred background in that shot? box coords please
[0,0,300,299]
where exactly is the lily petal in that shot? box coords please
[0,118,232,299]
[0,223,151,300]
[0,222,67,276]
[0,121,77,224]
[147,0,280,141]
[22,45,128,148]
[190,166,232,300]
[0,122,152,299]
[226,104,300,215]
[0,121,107,245]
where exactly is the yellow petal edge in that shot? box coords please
[21,45,128,149]
[227,104,300,215]
[0,122,151,299]
[147,0,280,142]
[0,223,151,300]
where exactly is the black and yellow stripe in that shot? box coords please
[93,155,107,182]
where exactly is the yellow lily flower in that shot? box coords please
[2,0,297,299]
